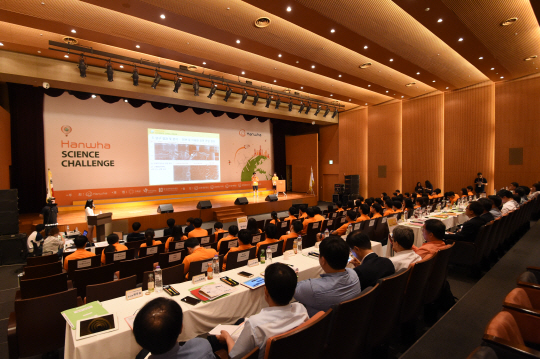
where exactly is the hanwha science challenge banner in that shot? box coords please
[44,94,274,205]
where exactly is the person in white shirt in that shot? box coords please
[488,195,503,219]
[42,226,65,257]
[498,190,518,215]
[27,224,45,253]
[216,263,308,359]
[389,226,421,272]
[84,199,95,242]
[530,183,540,199]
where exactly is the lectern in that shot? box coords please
[276,180,287,197]
[88,213,112,242]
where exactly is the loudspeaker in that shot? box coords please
[0,189,19,235]
[197,200,212,209]
[0,233,27,265]
[234,197,249,205]
[265,195,278,202]
[157,204,174,214]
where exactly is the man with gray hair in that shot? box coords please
[389,226,421,271]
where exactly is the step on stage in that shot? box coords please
[19,191,318,234]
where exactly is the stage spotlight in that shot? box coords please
[105,60,114,82]
[305,101,311,114]
[193,79,200,96]
[332,107,339,118]
[298,101,305,113]
[151,69,161,89]
[78,55,87,78]
[224,86,233,102]
[323,106,330,117]
[173,74,182,93]
[240,89,248,104]
[252,92,259,106]
[132,67,139,86]
[275,96,281,109]
[314,105,321,116]
[265,95,272,108]
[207,82,217,99]
[288,99,293,111]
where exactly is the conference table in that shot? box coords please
[64,240,382,359]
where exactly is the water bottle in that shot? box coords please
[260,249,266,264]
[148,273,155,293]
[267,247,272,263]
[213,255,220,277]
[154,266,163,292]
[345,224,352,236]
[297,236,302,254]
[66,225,70,236]
[207,261,214,280]
[75,227,78,233]
[324,228,329,240]
[293,238,298,254]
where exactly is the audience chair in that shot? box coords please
[125,239,145,250]
[363,217,380,242]
[139,243,165,257]
[22,261,62,280]
[305,222,322,248]
[265,309,333,359]
[373,217,390,245]
[256,220,265,231]
[216,231,228,241]
[26,253,58,266]
[142,263,185,290]
[424,243,455,305]
[118,255,156,284]
[188,255,224,280]
[72,263,116,299]
[104,248,136,264]
[158,250,185,269]
[215,346,260,359]
[256,240,284,258]
[169,240,187,252]
[283,235,299,252]
[218,238,238,256]
[251,233,266,246]
[198,235,213,245]
[17,272,71,300]
[201,242,218,251]
[67,255,102,279]
[466,346,498,359]
[85,275,137,303]
[517,270,540,290]
[225,247,257,271]
[503,288,540,317]
[8,288,81,359]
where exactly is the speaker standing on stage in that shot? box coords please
[272,173,279,195]
[40,197,58,235]
[84,199,95,242]
[251,172,259,197]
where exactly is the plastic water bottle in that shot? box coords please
[148,273,155,293]
[207,262,214,280]
[345,224,352,236]
[154,266,163,292]
[297,236,302,254]
[324,228,329,240]
[66,225,70,236]
[267,247,272,263]
[213,255,220,277]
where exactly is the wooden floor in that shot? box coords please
[19,192,318,234]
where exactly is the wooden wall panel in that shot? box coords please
[368,101,402,198]
[338,108,368,197]
[285,133,318,195]
[0,106,10,189]
[319,124,339,202]
[495,74,540,190]
[402,93,444,194]
[444,83,495,195]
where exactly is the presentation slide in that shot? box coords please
[148,129,220,186]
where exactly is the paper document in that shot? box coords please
[209,323,245,341]
[62,301,108,330]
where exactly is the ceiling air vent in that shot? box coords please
[255,17,271,28]
[62,36,78,45]
[406,82,416,87]
[524,55,537,61]
[501,17,518,26]
[359,62,372,69]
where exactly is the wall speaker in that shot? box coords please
[265,195,278,202]
[234,197,249,205]
[157,204,174,214]
[0,189,19,235]
[197,200,212,209]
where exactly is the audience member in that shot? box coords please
[217,225,239,251]
[530,183,540,199]
[389,227,421,271]
[64,235,95,270]
[335,201,344,212]
[139,228,162,256]
[187,218,208,238]
[299,205,308,218]
[165,225,187,252]
[42,226,64,256]
[223,229,253,271]
[213,222,226,242]
[460,188,468,198]
[101,233,128,264]
[163,218,175,237]
[332,210,357,236]
[498,190,518,215]
[383,199,395,216]
[478,198,495,223]
[444,201,485,242]
[126,222,145,242]
[393,201,403,213]
[488,195,503,219]
[425,180,434,194]
[509,182,519,193]
[27,224,45,254]
[185,217,195,235]
[182,237,218,277]
[474,173,488,195]
[256,224,279,252]
[404,199,415,214]
[284,206,298,221]
[279,221,303,248]
[515,187,527,204]
[313,206,325,222]
[413,219,448,259]
[356,204,370,222]
[294,236,361,317]
[415,197,423,209]
[269,211,280,226]
[246,218,262,235]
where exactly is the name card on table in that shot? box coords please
[113,252,126,261]
[146,246,158,255]
[247,258,259,267]
[369,220,375,227]
[174,241,185,250]
[126,287,143,301]
[200,236,210,244]
[77,259,92,269]
[192,273,206,284]
[169,252,182,263]
[237,251,250,262]
[228,240,238,248]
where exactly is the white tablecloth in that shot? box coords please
[65,248,326,359]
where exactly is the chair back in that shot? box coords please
[484,311,524,346]
[196,236,213,245]
[324,218,335,231]
[251,233,266,246]
[139,243,165,257]
[169,240,186,251]
[13,288,78,358]
[104,248,136,264]
[188,255,224,280]
[279,220,290,234]
[241,347,259,359]
[368,269,411,347]
[26,253,58,266]
[158,250,185,269]
[118,255,156,283]
[142,263,185,290]
[67,255,101,279]
[22,261,62,280]
[86,275,137,303]
[399,254,437,324]
[424,243,455,304]
[225,247,257,271]
[257,240,284,258]
[503,288,532,310]
[125,239,145,250]
[373,217,390,245]
[325,284,380,358]
[19,273,69,299]
[466,346,498,359]
[305,221,322,248]
[283,236,297,252]
[216,231,227,241]
[201,242,218,251]
[219,239,238,256]
[265,309,333,359]
[72,264,116,299]
[363,217,380,242]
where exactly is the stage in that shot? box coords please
[19,191,318,235]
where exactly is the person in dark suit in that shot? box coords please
[478,198,495,223]
[126,222,145,242]
[345,231,395,288]
[163,218,175,237]
[444,201,485,242]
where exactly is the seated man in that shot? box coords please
[101,233,128,264]
[313,206,325,222]
[27,224,45,254]
[392,201,403,213]
[279,220,303,249]
[414,197,423,209]
[301,207,318,234]
[294,236,361,317]
[42,227,64,256]
[163,218,175,237]
[223,229,253,271]
[346,231,395,288]
[488,195,503,219]
[383,199,395,216]
[64,235,96,270]
[370,203,383,218]
[335,201,344,212]
[134,297,214,359]
[187,218,208,238]
[126,222,145,242]
[284,206,298,222]
[509,182,519,193]
[444,201,485,242]
[467,186,474,196]
[498,190,518,215]
[216,263,308,358]
[256,224,279,252]
[332,210,357,236]
[478,198,495,223]
[413,219,447,259]
[298,205,308,219]
[213,222,226,242]
[356,204,370,222]
[182,237,218,277]
[184,217,195,236]
[389,227,421,271]
[217,225,238,251]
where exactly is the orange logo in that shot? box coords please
[61,125,72,137]
[239,129,246,137]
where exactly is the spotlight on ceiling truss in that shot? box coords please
[105,60,114,82]
[332,107,339,118]
[275,96,281,109]
[207,82,217,99]
[224,86,233,102]
[265,95,272,108]
[314,105,321,116]
[252,92,259,106]
[305,101,311,115]
[298,101,305,113]
[240,89,248,104]
[288,99,293,112]
[323,106,330,117]
[173,74,182,93]
[78,55,87,78]
[132,66,139,86]
[192,79,199,96]
[151,69,161,89]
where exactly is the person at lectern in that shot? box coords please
[40,197,58,236]
[84,199,95,242]
[272,173,279,195]
[251,172,259,197]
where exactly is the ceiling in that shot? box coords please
[0,0,538,112]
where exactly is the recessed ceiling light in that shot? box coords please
[501,17,518,26]
[458,38,463,41]
[330,94,333,96]
[416,72,420,75]
[524,55,538,61]
[203,62,206,65]
[368,84,371,87]
[286,6,291,12]
[425,8,430,11]
[338,74,342,77]
[386,90,389,93]
[124,99,128,102]
[0,42,4,46]
[364,45,368,49]
[349,99,351,101]
[432,80,436,82]
[91,94,96,98]
[278,54,282,57]
[491,68,495,70]
[311,65,315,68]
[160,14,166,19]
[64,54,69,58]
[236,39,240,44]
[136,45,140,48]
[300,86,303,89]
[37,50,41,53]
[241,71,245,75]
[437,19,443,23]
[71,29,76,33]
[274,80,277,82]
[479,57,484,60]
[500,76,504,79]
[446,87,449,89]
[330,29,335,33]
[119,65,124,68]
[390,59,393,62]
[401,96,404,98]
